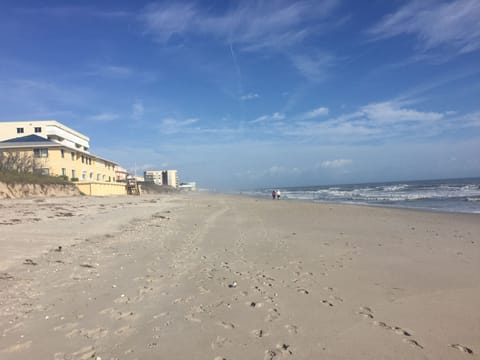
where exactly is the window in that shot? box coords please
[82,171,87,180]
[61,149,65,158]
[34,127,42,133]
[89,172,93,180]
[71,170,76,179]
[17,127,24,134]
[71,152,75,160]
[61,168,66,176]
[33,148,48,158]
[81,156,84,164]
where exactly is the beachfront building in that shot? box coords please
[144,170,163,185]
[179,182,196,191]
[163,170,179,188]
[115,166,128,182]
[0,120,117,182]
[0,120,90,152]
[144,169,179,188]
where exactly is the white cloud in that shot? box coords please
[360,102,443,124]
[159,117,199,134]
[240,93,260,101]
[140,0,340,50]
[140,3,197,43]
[237,165,302,180]
[303,106,329,119]
[251,112,285,124]
[321,159,352,168]
[289,52,335,81]
[132,100,144,121]
[90,65,133,78]
[280,101,447,140]
[368,0,480,55]
[89,112,119,122]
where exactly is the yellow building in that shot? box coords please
[0,121,126,195]
[0,134,117,182]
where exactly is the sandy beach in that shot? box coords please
[0,193,479,359]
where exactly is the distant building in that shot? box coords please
[115,166,128,182]
[144,170,163,185]
[144,169,179,188]
[179,182,196,191]
[163,170,179,188]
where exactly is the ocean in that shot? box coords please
[242,177,480,214]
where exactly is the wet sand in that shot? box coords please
[0,193,479,359]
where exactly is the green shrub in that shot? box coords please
[0,170,71,185]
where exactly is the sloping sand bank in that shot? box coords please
[0,193,479,359]
[0,181,81,199]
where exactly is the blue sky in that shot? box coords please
[1,0,479,189]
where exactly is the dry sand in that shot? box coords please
[0,193,479,359]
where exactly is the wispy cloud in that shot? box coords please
[251,112,286,124]
[88,65,134,78]
[240,93,260,101]
[280,101,448,141]
[289,52,335,81]
[140,0,340,50]
[236,165,302,180]
[140,3,197,43]
[159,117,199,134]
[132,99,144,121]
[368,0,480,56]
[302,106,329,119]
[15,5,130,19]
[321,159,352,168]
[89,112,120,122]
[360,102,443,124]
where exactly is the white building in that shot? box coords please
[0,120,90,152]
[144,170,163,185]
[144,169,179,188]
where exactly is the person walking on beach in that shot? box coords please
[272,190,276,199]
[276,190,281,199]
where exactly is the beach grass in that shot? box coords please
[0,170,70,185]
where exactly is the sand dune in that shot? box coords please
[0,193,479,359]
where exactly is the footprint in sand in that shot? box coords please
[53,322,79,332]
[370,318,421,349]
[357,306,374,319]
[185,313,202,323]
[321,299,334,307]
[66,327,108,339]
[252,329,267,338]
[61,345,97,360]
[211,336,231,349]
[285,324,299,335]
[265,308,281,322]
[217,321,235,329]
[264,350,277,360]
[392,326,411,336]
[450,344,474,354]
[404,338,423,349]
[329,295,343,302]
[296,288,310,295]
[115,325,136,336]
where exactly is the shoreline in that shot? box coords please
[1,193,479,359]
[236,191,480,215]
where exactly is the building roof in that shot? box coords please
[1,134,52,143]
[0,135,119,166]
